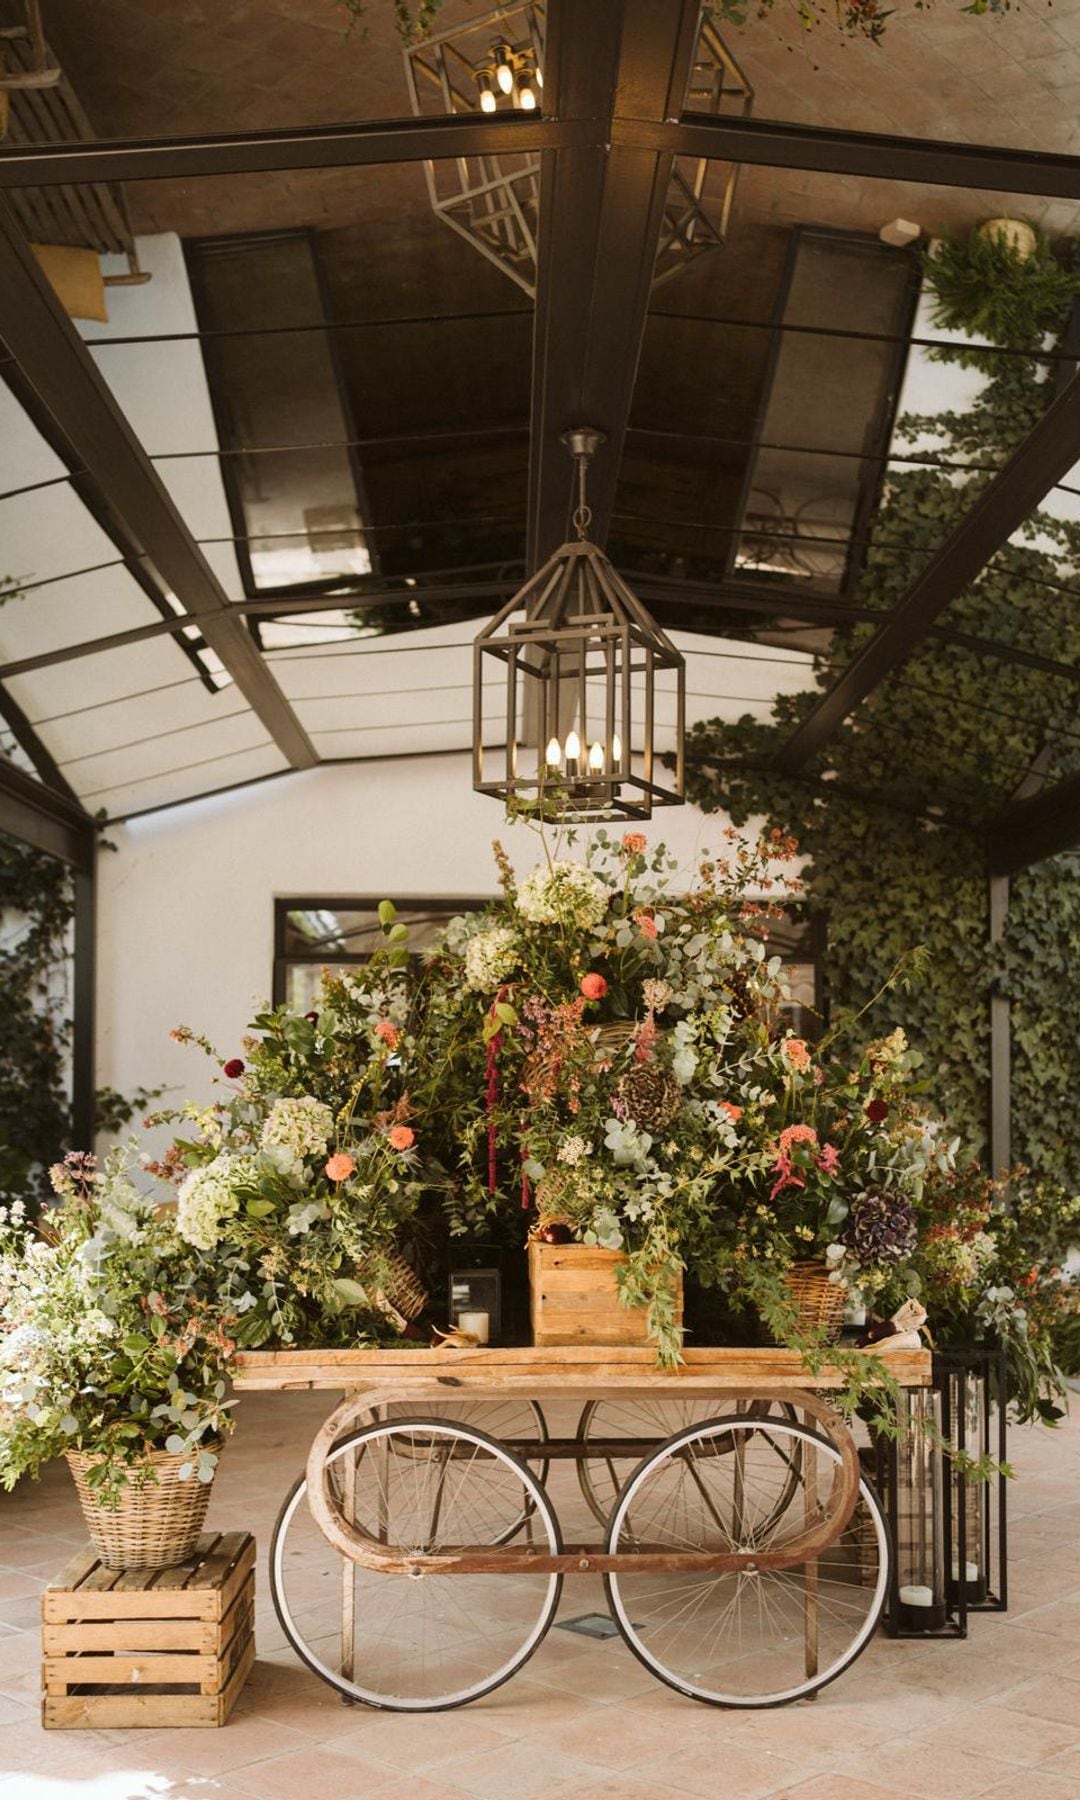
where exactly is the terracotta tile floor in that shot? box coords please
[2,1391,1080,1799]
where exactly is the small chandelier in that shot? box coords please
[473,429,686,822]
[404,4,753,299]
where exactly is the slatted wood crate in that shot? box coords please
[528,1241,683,1347]
[41,1531,255,1729]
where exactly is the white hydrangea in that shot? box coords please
[260,1096,335,1174]
[517,860,609,930]
[176,1154,250,1251]
[463,926,519,992]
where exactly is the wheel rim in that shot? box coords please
[604,1416,888,1707]
[271,1417,562,1711]
[576,1397,800,1529]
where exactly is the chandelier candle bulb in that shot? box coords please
[545,736,562,771]
[564,730,581,778]
[588,741,604,773]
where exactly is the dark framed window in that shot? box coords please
[273,897,489,1009]
[274,895,823,1028]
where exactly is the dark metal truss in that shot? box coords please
[0,196,317,771]
[774,372,1080,776]
[0,751,94,870]
[5,9,1080,861]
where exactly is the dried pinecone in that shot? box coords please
[720,966,756,1020]
[616,1062,682,1131]
[844,1190,917,1266]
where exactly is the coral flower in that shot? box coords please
[325,1153,356,1183]
[781,1037,811,1072]
[778,1123,818,1153]
[719,1101,743,1122]
[634,910,658,940]
[373,1019,400,1049]
[622,832,647,856]
[389,1126,415,1151]
[222,1058,245,1080]
[580,973,608,1001]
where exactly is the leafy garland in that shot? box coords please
[0,835,76,1210]
[681,223,1080,1244]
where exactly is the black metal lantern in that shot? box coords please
[473,429,686,821]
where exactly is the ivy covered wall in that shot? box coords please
[0,832,75,1206]
[684,231,1080,1190]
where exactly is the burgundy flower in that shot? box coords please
[866,1098,889,1124]
[305,1011,319,1024]
[223,1058,245,1080]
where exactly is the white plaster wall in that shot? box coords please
[95,754,765,1139]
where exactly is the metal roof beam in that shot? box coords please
[0,113,582,187]
[3,107,1080,201]
[620,112,1080,201]
[527,0,703,569]
[986,772,1080,874]
[0,752,95,870]
[0,197,317,770]
[774,373,1080,774]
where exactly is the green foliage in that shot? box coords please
[337,0,448,42]
[682,224,1080,1387]
[0,834,75,1210]
[923,225,1077,368]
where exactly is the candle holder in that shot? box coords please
[935,1347,1008,1613]
[876,1387,965,1639]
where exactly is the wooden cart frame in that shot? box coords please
[235,1344,931,1710]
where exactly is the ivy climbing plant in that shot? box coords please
[683,225,1080,1192]
[0,832,76,1209]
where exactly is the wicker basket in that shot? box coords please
[784,1261,846,1343]
[66,1445,219,1572]
[357,1249,428,1331]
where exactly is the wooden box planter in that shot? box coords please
[528,1241,683,1348]
[41,1531,255,1730]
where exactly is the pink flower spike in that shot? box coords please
[817,1142,840,1175]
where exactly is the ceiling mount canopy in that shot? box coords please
[473,427,686,822]
[403,2,753,298]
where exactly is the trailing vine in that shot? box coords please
[682,225,1080,1199]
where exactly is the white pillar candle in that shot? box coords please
[458,1310,490,1344]
[951,1561,980,1583]
[898,1584,935,1608]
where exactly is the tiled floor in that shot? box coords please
[2,1391,1080,1799]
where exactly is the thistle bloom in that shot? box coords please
[580,972,608,1001]
[223,1058,245,1080]
[866,1098,889,1123]
[389,1126,415,1151]
[325,1153,356,1182]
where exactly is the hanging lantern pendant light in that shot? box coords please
[473,429,686,822]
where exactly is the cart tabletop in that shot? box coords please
[232,1342,931,1396]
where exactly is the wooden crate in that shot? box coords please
[41,1531,255,1730]
[528,1241,683,1347]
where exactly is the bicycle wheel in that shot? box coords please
[604,1414,888,1707]
[376,1399,549,1544]
[575,1396,799,1529]
[271,1416,562,1711]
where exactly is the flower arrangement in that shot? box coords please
[151,925,427,1349]
[0,1149,236,1506]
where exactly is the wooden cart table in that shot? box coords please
[234,1344,931,1713]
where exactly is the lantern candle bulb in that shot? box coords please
[588,741,604,773]
[545,735,562,771]
[564,730,581,778]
